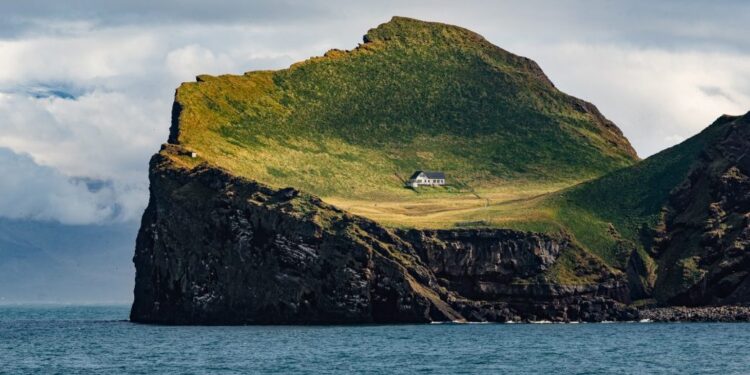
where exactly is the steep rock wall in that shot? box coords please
[131,146,635,324]
[652,116,750,305]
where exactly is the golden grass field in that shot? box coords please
[323,181,570,230]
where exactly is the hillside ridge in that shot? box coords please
[164,16,638,231]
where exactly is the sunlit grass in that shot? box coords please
[163,17,663,280]
[172,17,636,203]
[323,181,566,229]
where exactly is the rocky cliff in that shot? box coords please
[651,114,750,305]
[131,145,635,324]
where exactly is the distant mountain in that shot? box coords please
[0,218,137,303]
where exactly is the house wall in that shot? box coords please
[410,177,445,186]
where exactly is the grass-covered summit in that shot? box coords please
[168,16,637,221]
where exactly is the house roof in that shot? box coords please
[409,171,445,180]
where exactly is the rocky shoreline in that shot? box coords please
[639,306,750,322]
[455,306,750,323]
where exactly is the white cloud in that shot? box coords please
[0,90,166,182]
[0,30,160,85]
[0,148,137,224]
[518,43,750,156]
[165,44,240,81]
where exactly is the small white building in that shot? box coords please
[406,171,446,188]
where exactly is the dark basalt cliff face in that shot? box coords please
[651,114,750,306]
[131,146,635,324]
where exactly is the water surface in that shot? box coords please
[1,305,748,374]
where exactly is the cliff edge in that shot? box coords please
[131,145,634,323]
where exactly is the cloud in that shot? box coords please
[0,89,163,224]
[165,45,240,81]
[0,147,139,224]
[520,43,750,156]
[698,85,739,103]
[0,1,329,40]
[0,90,167,179]
[0,29,160,85]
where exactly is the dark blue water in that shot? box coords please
[1,305,749,374]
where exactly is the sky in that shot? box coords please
[0,0,749,225]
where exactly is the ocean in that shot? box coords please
[1,305,749,374]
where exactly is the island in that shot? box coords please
[131,17,750,324]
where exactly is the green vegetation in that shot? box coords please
[165,16,738,283]
[171,16,636,204]
[551,115,737,268]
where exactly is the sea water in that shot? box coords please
[1,305,749,374]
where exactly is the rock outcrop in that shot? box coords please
[652,113,750,306]
[131,145,635,324]
[640,305,750,322]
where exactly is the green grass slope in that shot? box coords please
[548,114,742,270]
[169,16,637,207]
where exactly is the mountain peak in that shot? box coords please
[168,17,637,225]
[363,16,486,45]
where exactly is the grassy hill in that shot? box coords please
[168,16,637,226]
[555,115,738,264]
[485,114,743,279]
[160,16,750,295]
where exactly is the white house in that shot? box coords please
[406,171,446,187]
